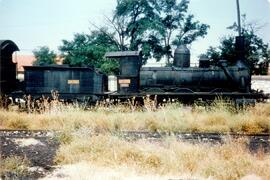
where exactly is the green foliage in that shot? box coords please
[33,46,56,65]
[204,15,270,74]
[114,0,209,65]
[58,0,209,70]
[172,14,210,46]
[113,0,157,64]
[59,30,119,75]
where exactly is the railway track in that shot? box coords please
[0,129,54,138]
[115,131,270,152]
[1,129,269,147]
[116,131,269,142]
[1,130,269,155]
[1,129,269,142]
[117,130,264,153]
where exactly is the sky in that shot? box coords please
[0,0,270,64]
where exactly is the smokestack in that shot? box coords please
[235,36,245,60]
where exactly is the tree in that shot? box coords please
[111,0,157,63]
[59,0,209,72]
[114,0,210,65]
[155,0,209,64]
[204,15,269,74]
[33,46,56,65]
[59,29,119,75]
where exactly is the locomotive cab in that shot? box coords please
[105,51,142,94]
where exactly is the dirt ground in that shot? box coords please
[0,132,59,179]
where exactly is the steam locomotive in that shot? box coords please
[0,38,267,105]
[105,37,265,103]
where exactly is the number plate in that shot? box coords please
[118,79,131,84]
[68,80,80,84]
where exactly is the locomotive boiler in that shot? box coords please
[140,45,250,93]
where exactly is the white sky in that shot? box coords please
[0,0,269,64]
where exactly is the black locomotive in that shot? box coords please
[105,47,250,94]
[105,36,265,103]
[0,38,267,105]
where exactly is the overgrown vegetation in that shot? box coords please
[0,156,31,178]
[1,99,270,179]
[54,134,270,179]
[1,98,270,134]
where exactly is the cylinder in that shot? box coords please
[173,45,190,68]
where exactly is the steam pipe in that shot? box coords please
[218,61,235,84]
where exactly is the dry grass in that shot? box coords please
[1,100,270,179]
[54,134,270,180]
[1,101,270,134]
[0,156,30,178]
[41,162,207,180]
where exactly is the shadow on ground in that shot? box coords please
[0,136,59,179]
